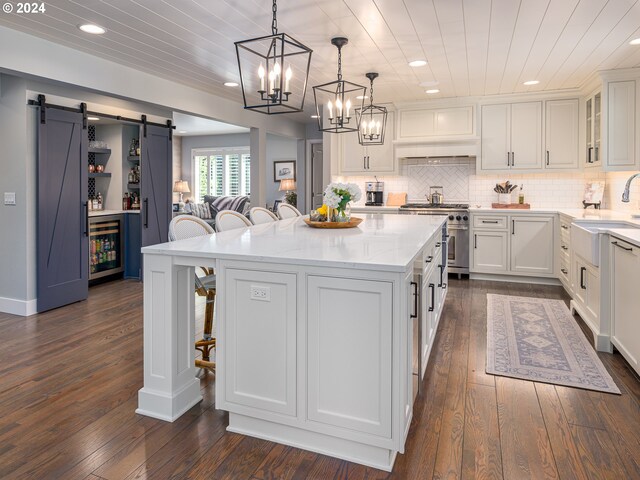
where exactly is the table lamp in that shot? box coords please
[173,180,190,211]
[279,178,296,207]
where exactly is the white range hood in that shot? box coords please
[395,138,479,159]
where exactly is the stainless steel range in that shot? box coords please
[399,203,470,275]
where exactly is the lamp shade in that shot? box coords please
[173,180,190,193]
[279,178,296,191]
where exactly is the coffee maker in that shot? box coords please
[365,179,384,206]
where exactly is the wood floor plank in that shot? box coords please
[535,383,589,480]
[467,287,494,387]
[179,432,245,479]
[251,444,317,480]
[496,376,559,479]
[433,288,470,479]
[570,425,630,479]
[203,436,275,480]
[555,386,607,430]
[461,383,503,480]
[587,390,640,478]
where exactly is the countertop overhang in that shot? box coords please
[142,214,447,273]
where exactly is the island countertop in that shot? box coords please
[142,214,447,273]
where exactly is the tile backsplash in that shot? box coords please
[333,158,640,211]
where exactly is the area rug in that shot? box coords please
[486,294,620,394]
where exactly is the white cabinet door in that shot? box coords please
[224,269,297,416]
[340,132,367,173]
[339,112,394,174]
[481,104,510,170]
[545,99,579,169]
[607,80,636,169]
[510,102,542,170]
[307,275,393,438]
[510,216,554,275]
[611,238,640,372]
[472,231,509,273]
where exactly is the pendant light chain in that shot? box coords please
[337,46,343,81]
[272,0,278,35]
[369,78,374,105]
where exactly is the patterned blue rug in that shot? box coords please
[486,294,620,394]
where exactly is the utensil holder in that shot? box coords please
[498,193,512,204]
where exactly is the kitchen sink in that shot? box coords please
[572,221,639,267]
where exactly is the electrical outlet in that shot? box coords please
[250,285,270,301]
[4,192,16,206]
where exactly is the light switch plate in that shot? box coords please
[4,192,16,205]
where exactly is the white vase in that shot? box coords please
[498,193,512,204]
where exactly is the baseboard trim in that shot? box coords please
[469,273,561,286]
[0,296,37,316]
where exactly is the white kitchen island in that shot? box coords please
[136,214,448,471]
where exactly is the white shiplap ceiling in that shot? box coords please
[1,0,640,113]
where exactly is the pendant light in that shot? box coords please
[313,37,366,133]
[356,73,387,145]
[234,0,313,115]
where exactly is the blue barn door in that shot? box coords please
[141,124,171,247]
[37,108,88,312]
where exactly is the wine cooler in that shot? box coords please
[89,214,124,280]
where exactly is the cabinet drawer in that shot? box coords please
[473,215,508,229]
[559,238,570,256]
[559,260,570,284]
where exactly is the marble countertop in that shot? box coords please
[142,214,447,272]
[350,205,401,213]
[89,209,139,217]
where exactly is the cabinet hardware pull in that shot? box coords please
[561,225,569,230]
[425,255,433,263]
[83,201,89,236]
[143,198,149,228]
[580,266,586,289]
[612,241,633,252]
[546,150,550,166]
[561,268,568,274]
[512,219,515,235]
[429,283,435,312]
[587,146,593,163]
[363,156,366,169]
[511,152,515,166]
[482,220,499,224]
[507,152,510,166]
[435,242,441,247]
[594,146,599,163]
[438,264,445,287]
[410,281,418,319]
[474,234,477,249]
[561,245,568,251]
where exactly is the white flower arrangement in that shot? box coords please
[323,182,362,210]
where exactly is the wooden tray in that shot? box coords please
[304,217,363,229]
[491,203,531,209]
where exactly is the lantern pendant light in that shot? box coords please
[234,0,312,115]
[356,72,388,146]
[313,37,367,133]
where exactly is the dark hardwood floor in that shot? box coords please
[0,278,638,479]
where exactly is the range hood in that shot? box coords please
[395,138,479,159]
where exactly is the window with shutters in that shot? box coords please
[193,148,250,201]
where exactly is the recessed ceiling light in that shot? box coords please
[310,115,319,119]
[224,82,239,87]
[409,60,427,67]
[87,116,100,121]
[78,24,106,35]
[630,38,640,45]
[356,95,369,100]
[523,80,540,86]
[425,89,440,94]
[178,130,187,134]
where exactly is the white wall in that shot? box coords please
[266,134,299,208]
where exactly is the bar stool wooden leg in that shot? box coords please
[195,288,216,372]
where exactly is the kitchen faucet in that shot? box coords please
[621,173,640,202]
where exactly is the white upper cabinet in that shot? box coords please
[480,102,542,171]
[606,80,636,170]
[396,106,474,140]
[545,99,579,169]
[338,111,395,174]
[585,91,601,167]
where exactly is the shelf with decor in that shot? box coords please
[89,172,112,178]
[88,147,112,154]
